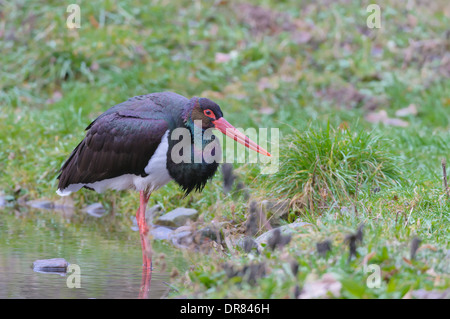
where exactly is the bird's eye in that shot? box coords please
[203,109,215,119]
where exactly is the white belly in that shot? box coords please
[57,130,173,196]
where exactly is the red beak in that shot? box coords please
[213,117,271,157]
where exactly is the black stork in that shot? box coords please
[56,92,271,294]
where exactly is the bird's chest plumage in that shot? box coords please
[166,131,221,195]
[141,128,221,195]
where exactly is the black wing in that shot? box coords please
[57,112,169,190]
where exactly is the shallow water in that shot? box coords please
[0,206,184,299]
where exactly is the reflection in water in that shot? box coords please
[139,262,152,299]
[0,206,183,299]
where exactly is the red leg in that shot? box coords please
[136,191,152,298]
[136,191,152,266]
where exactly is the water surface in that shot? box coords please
[0,206,184,298]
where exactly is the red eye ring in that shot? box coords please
[203,109,215,119]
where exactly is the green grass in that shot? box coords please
[268,123,404,210]
[1,0,449,299]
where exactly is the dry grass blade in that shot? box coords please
[442,158,449,201]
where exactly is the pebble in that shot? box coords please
[32,258,69,272]
[170,230,194,249]
[150,226,175,241]
[155,207,198,227]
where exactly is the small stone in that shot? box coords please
[170,230,194,249]
[155,207,198,227]
[395,104,418,117]
[32,258,69,272]
[150,226,174,241]
[298,273,342,299]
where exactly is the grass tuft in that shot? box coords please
[269,123,404,212]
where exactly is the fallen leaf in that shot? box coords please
[215,51,238,63]
[365,110,409,127]
[338,121,349,130]
[395,104,418,117]
[259,107,275,115]
[89,15,99,28]
[298,273,341,299]
[362,251,376,267]
[403,257,413,265]
[384,118,409,127]
[417,244,437,252]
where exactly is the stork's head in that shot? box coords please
[186,97,271,157]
